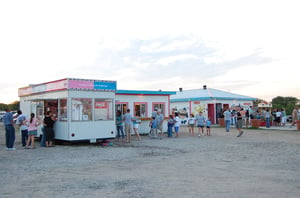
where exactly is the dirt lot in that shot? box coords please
[1,123,300,198]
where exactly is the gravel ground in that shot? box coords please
[1,123,300,198]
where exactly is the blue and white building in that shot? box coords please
[170,85,256,124]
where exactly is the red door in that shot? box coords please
[207,104,215,124]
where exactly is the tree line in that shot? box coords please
[271,96,299,115]
[0,101,20,111]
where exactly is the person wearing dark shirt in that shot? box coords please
[43,111,56,147]
[236,107,244,137]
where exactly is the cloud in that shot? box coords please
[60,35,274,92]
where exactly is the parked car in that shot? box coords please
[286,115,293,123]
[0,111,5,121]
[12,112,19,124]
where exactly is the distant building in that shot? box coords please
[170,86,256,124]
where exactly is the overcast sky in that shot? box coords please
[1,0,299,104]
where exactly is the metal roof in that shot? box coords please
[116,90,176,95]
[170,88,257,102]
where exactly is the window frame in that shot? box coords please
[71,98,93,121]
[152,102,166,115]
[94,98,114,121]
[116,102,128,115]
[134,102,147,117]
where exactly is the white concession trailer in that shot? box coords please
[18,78,117,142]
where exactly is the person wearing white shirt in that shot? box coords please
[174,112,181,138]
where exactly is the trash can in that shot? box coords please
[251,119,261,128]
[296,120,300,131]
[218,118,225,127]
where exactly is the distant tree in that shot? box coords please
[8,101,20,111]
[0,101,20,111]
[0,103,8,111]
[271,96,299,115]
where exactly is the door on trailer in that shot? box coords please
[116,103,127,115]
[31,100,44,119]
[30,101,44,137]
[207,104,215,124]
[216,103,222,124]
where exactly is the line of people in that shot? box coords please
[115,108,215,142]
[116,108,183,141]
[2,109,56,151]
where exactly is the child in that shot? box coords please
[206,117,212,136]
[167,115,174,137]
[196,112,205,136]
[174,112,181,138]
[188,114,195,136]
[149,117,158,138]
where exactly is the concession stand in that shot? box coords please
[18,78,176,141]
[18,78,117,142]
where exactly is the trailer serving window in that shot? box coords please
[94,98,114,120]
[134,102,147,117]
[153,103,165,115]
[71,98,92,121]
[59,99,67,121]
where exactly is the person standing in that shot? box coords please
[124,109,133,143]
[167,115,174,138]
[43,111,56,147]
[236,107,244,137]
[156,109,164,138]
[3,109,16,151]
[132,115,141,140]
[16,110,28,147]
[281,108,287,127]
[265,109,271,128]
[223,108,231,132]
[151,108,158,119]
[25,113,40,149]
[149,116,158,138]
[290,107,299,127]
[245,109,250,128]
[206,117,212,136]
[188,114,195,136]
[275,109,282,126]
[240,108,246,127]
[116,110,125,141]
[196,112,205,136]
[230,108,236,126]
[174,112,181,138]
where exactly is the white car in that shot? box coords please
[0,111,5,121]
